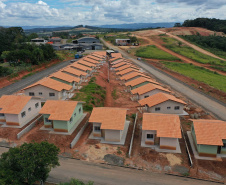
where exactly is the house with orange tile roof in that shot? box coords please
[23,77,73,101]
[141,113,182,152]
[125,77,160,91]
[111,53,122,58]
[88,55,102,61]
[131,83,171,100]
[49,71,81,89]
[110,58,123,63]
[0,95,41,127]
[77,60,96,69]
[112,61,130,69]
[39,100,84,133]
[116,68,139,76]
[61,67,88,80]
[89,107,130,144]
[120,72,152,82]
[115,64,139,72]
[70,63,93,74]
[83,57,100,65]
[111,59,125,65]
[138,92,187,115]
[189,119,226,158]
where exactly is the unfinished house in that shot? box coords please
[189,119,226,158]
[23,77,72,101]
[131,83,171,101]
[89,107,129,145]
[0,95,41,127]
[138,92,187,115]
[141,113,182,152]
[49,71,81,89]
[40,100,84,133]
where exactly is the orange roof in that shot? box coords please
[93,51,106,56]
[50,71,81,83]
[120,72,152,81]
[83,57,99,64]
[116,68,138,76]
[192,119,226,146]
[143,113,182,138]
[111,53,122,58]
[116,64,139,72]
[70,63,92,71]
[0,95,32,114]
[110,58,123,63]
[131,83,171,95]
[139,92,186,107]
[89,107,127,130]
[111,59,125,65]
[88,55,102,61]
[78,60,96,67]
[113,62,129,68]
[24,77,72,92]
[61,67,87,77]
[40,100,82,121]
[125,77,160,87]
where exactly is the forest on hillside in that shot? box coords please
[182,18,226,34]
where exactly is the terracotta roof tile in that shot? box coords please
[88,56,102,61]
[138,92,186,107]
[116,68,138,76]
[120,72,152,81]
[61,67,87,77]
[78,60,96,67]
[70,63,92,71]
[89,107,127,130]
[50,71,81,83]
[113,62,130,68]
[131,83,171,95]
[125,77,160,87]
[24,77,72,92]
[0,95,32,114]
[143,113,182,138]
[83,57,99,64]
[116,64,139,72]
[111,53,122,58]
[192,119,226,146]
[111,59,125,65]
[40,100,83,121]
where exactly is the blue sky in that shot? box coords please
[0,0,225,26]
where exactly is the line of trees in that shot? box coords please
[182,18,226,34]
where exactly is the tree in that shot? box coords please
[0,142,60,185]
[178,41,182,47]
[174,23,182,27]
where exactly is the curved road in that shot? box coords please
[101,38,226,120]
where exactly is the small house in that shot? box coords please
[0,95,41,127]
[141,113,182,152]
[23,77,72,101]
[39,100,84,133]
[116,68,139,76]
[138,92,187,114]
[116,64,139,72]
[77,60,96,69]
[70,63,93,74]
[120,72,152,82]
[61,67,88,80]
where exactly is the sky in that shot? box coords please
[0,0,225,26]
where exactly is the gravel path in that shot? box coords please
[101,38,226,120]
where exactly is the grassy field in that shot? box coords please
[71,77,106,111]
[160,61,226,92]
[136,45,180,61]
[162,37,226,66]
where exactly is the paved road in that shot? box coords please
[0,60,72,97]
[101,38,226,120]
[48,157,220,185]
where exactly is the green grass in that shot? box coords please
[112,88,118,100]
[162,37,226,66]
[71,77,106,111]
[160,61,226,92]
[136,45,180,61]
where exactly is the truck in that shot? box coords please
[75,54,83,59]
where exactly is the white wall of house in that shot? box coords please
[142,130,157,145]
[5,114,19,124]
[105,129,121,142]
[0,113,6,123]
[138,89,170,100]
[24,85,64,101]
[160,137,179,150]
[93,122,102,137]
[148,101,184,114]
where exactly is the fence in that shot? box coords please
[128,113,138,158]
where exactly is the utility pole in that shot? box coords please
[107,55,110,83]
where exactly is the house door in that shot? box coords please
[51,121,54,128]
[217,146,221,154]
[101,130,105,138]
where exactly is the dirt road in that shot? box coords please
[134,35,226,76]
[101,38,226,120]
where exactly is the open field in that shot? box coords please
[136,45,180,61]
[162,36,225,66]
[160,61,226,92]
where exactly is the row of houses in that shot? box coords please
[109,54,226,158]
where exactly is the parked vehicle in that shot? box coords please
[75,54,83,59]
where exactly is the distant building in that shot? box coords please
[73,37,100,44]
[31,38,48,45]
[115,39,130,46]
[49,37,62,44]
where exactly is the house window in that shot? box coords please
[49,93,55,97]
[39,92,43,95]
[155,107,161,111]
[174,106,180,110]
[79,107,81,113]
[147,134,154,139]
[74,112,76,117]
[144,95,149,98]
[28,107,31,112]
[70,117,73,123]
[35,103,39,108]
[94,126,101,131]
[0,113,4,117]
[167,107,171,109]
[45,118,51,123]
[29,92,35,96]
[21,111,26,118]
[222,143,226,149]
